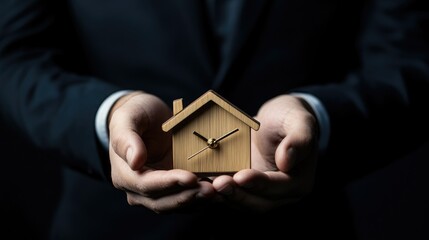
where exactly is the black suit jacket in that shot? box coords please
[1,0,428,239]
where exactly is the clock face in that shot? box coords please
[172,104,251,174]
[187,128,239,160]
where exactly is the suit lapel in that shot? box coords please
[212,0,270,89]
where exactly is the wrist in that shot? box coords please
[108,91,143,125]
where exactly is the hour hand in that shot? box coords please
[193,131,208,142]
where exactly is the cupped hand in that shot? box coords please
[108,92,215,213]
[213,95,319,212]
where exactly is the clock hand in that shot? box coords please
[193,131,208,142]
[188,145,211,160]
[188,137,220,160]
[214,128,239,144]
[187,128,239,160]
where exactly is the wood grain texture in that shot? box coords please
[172,103,251,173]
[162,90,259,174]
[162,90,260,132]
[173,98,183,115]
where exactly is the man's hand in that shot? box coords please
[213,95,319,212]
[108,92,215,213]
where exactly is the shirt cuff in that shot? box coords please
[95,90,133,150]
[291,93,330,153]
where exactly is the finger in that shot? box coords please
[274,137,296,172]
[213,171,292,196]
[127,181,215,213]
[109,105,150,170]
[232,169,303,197]
[110,128,148,170]
[132,169,200,198]
[110,151,204,199]
[212,175,236,195]
[276,115,317,172]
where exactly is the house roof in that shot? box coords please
[162,90,260,132]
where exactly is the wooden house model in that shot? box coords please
[162,90,260,175]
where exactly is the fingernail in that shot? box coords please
[126,148,133,163]
[218,185,233,196]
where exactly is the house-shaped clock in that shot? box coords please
[162,90,260,175]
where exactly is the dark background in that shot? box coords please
[0,126,61,240]
[1,123,428,239]
[346,140,429,240]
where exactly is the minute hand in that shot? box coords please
[214,128,239,143]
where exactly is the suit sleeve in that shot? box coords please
[296,0,429,182]
[0,1,121,180]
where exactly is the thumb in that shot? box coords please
[123,131,148,170]
[110,126,148,171]
[274,137,297,173]
[108,92,150,170]
[275,129,315,173]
